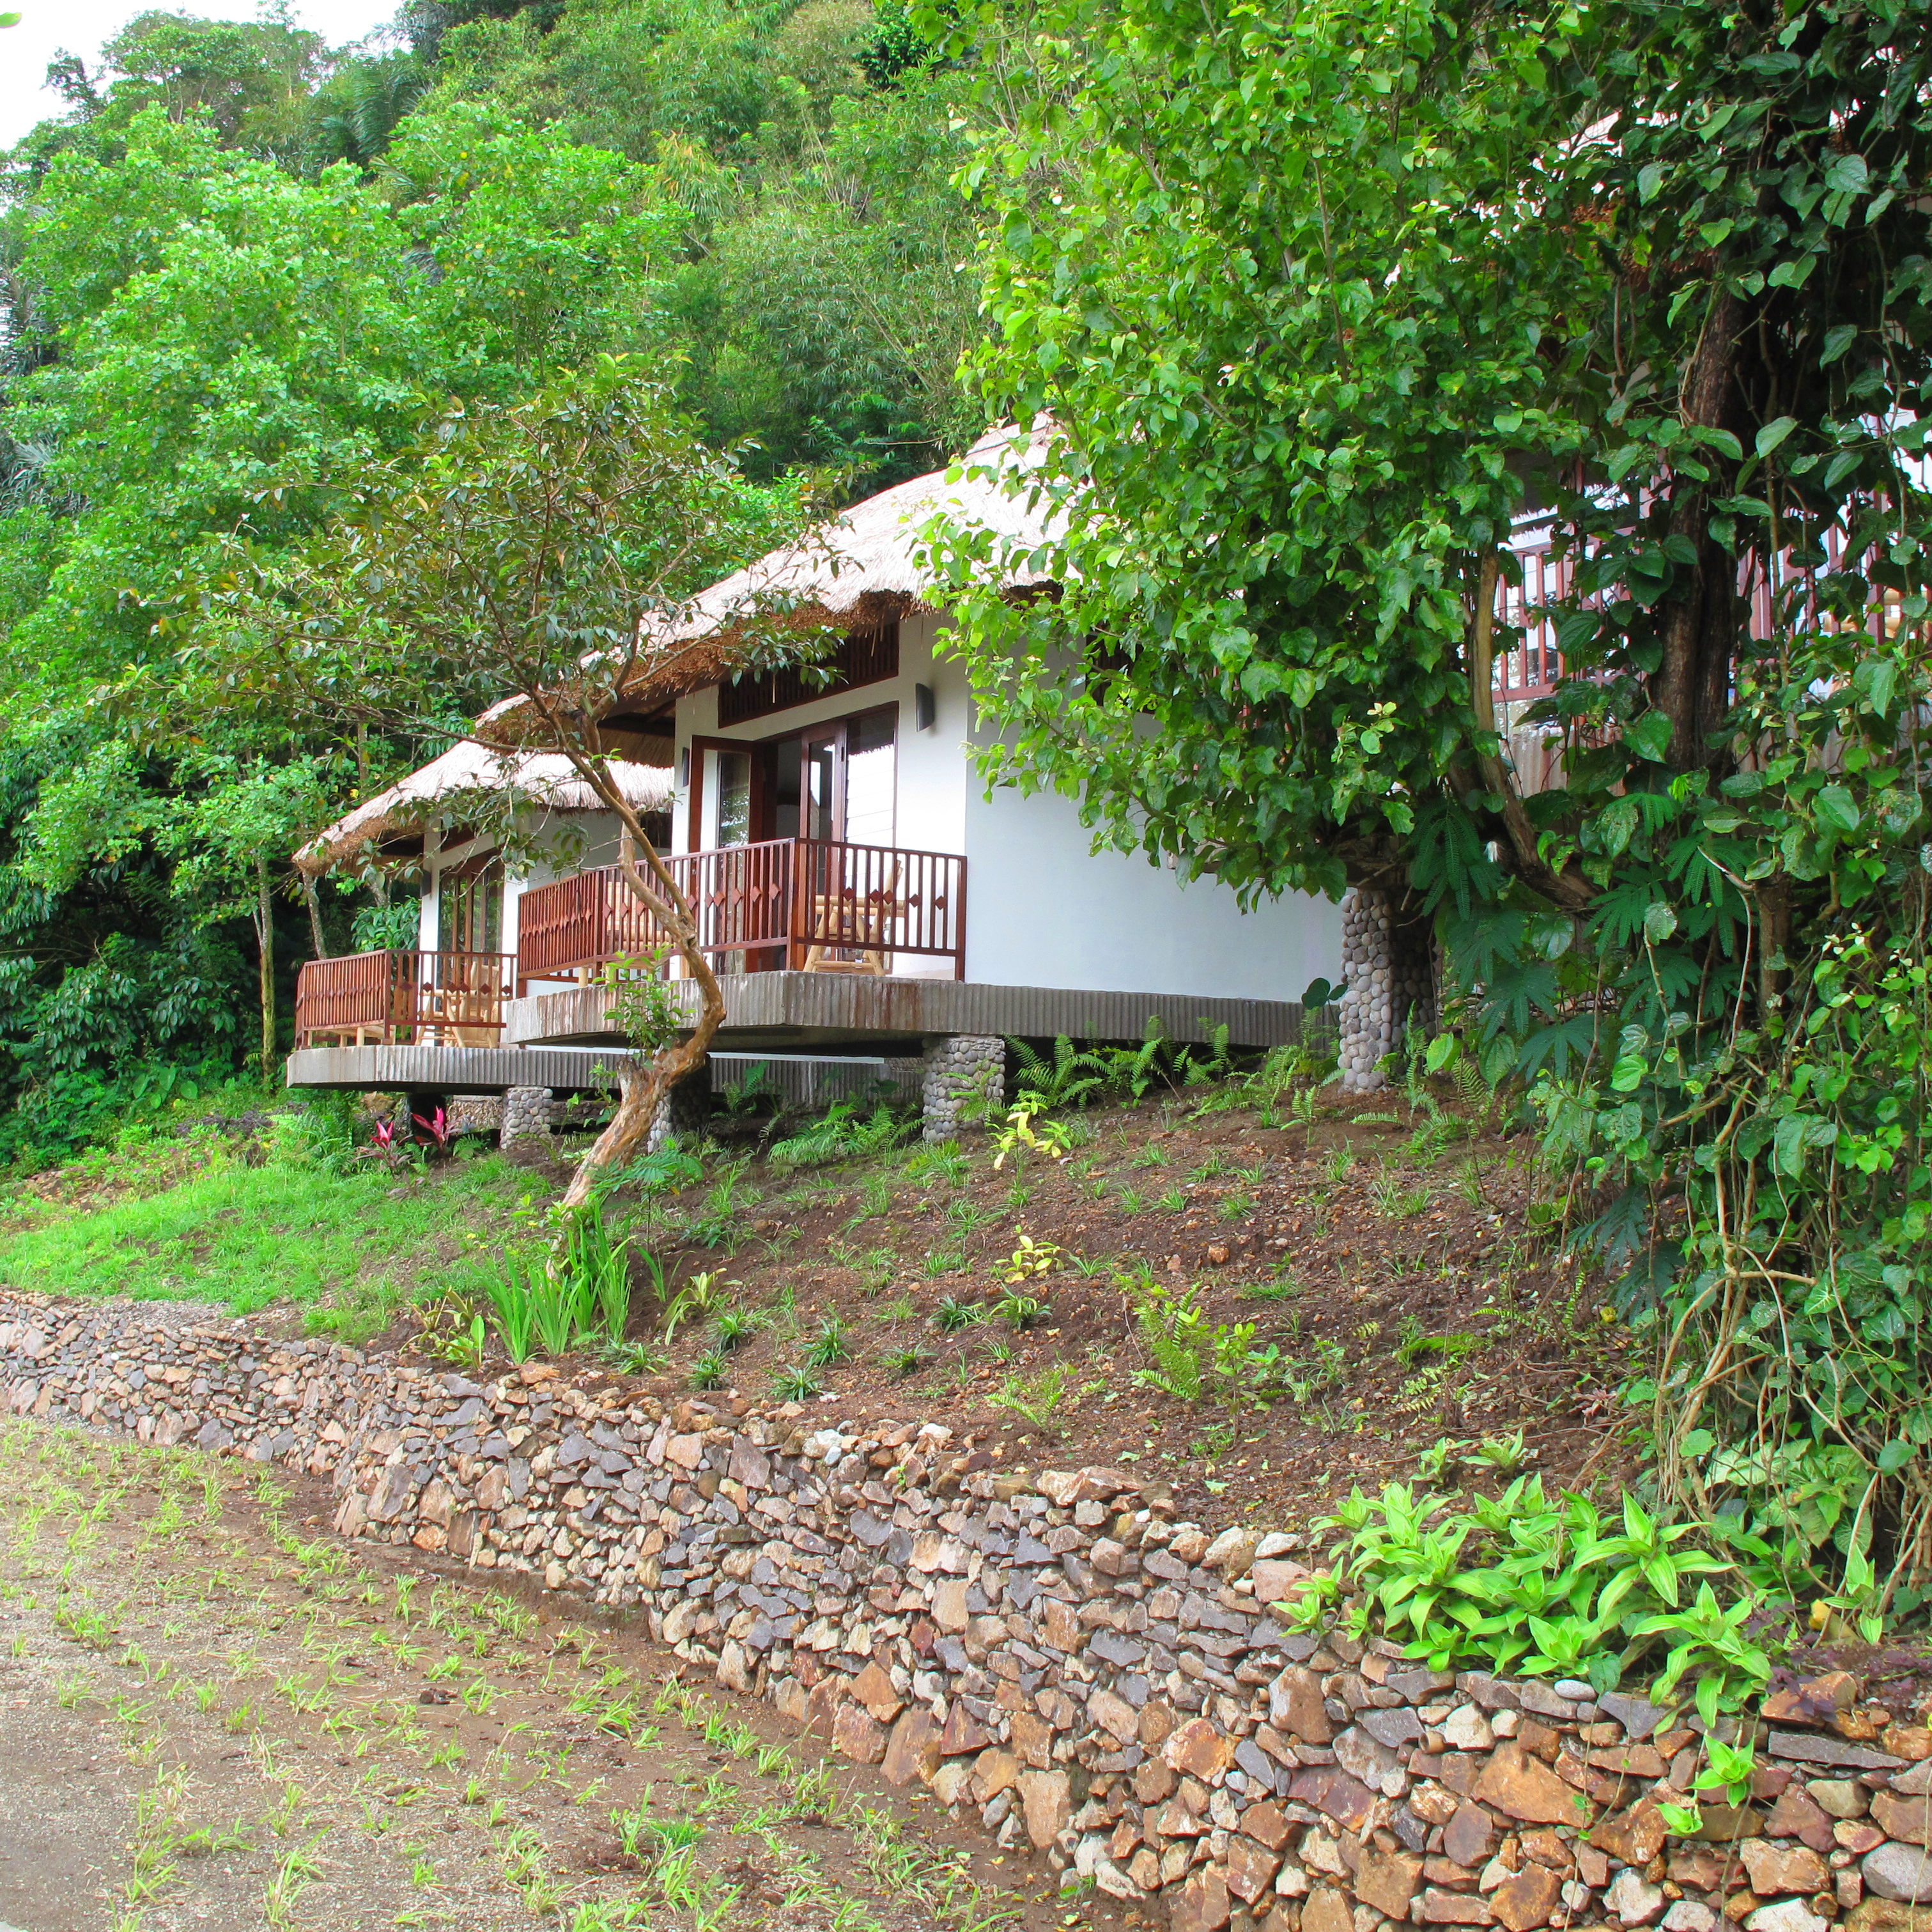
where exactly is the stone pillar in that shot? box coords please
[1338,887,1436,1093]
[647,1061,711,1153]
[920,1035,1006,1140]
[500,1086,554,1157]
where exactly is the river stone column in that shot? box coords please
[647,1062,712,1154]
[1339,886,1437,1092]
[1339,887,1395,1092]
[500,1086,554,1157]
[920,1035,1006,1140]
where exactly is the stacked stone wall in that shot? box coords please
[3,1291,1929,1932]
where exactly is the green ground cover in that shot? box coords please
[0,1141,536,1338]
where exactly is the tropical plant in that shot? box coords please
[929,0,1932,1593]
[768,1101,916,1168]
[990,1099,1072,1170]
[1294,1481,1777,1708]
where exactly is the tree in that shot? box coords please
[931,0,1932,1588]
[157,755,339,1084]
[194,359,813,1206]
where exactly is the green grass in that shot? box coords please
[0,1152,533,1335]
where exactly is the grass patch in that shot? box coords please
[0,1152,534,1329]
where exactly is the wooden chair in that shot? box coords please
[802,863,905,975]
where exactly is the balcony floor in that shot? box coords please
[506,971,1315,1056]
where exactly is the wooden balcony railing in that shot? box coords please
[516,837,966,985]
[293,950,516,1047]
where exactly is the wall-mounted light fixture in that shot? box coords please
[678,746,691,787]
[915,683,937,732]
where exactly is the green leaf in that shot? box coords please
[1820,325,1858,366]
[1813,785,1860,836]
[1643,901,1679,945]
[1823,153,1870,196]
[1754,417,1798,458]
[1626,712,1674,763]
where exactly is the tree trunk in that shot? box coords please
[254,856,277,1088]
[301,872,327,959]
[559,832,726,1209]
[1653,292,1744,775]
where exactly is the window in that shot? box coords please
[437,857,502,954]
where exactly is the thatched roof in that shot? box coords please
[478,421,1062,739]
[297,745,676,877]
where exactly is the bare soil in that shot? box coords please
[0,1419,1131,1932]
[401,1089,1632,1531]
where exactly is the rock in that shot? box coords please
[1253,1558,1315,1604]
[1768,1732,1903,1773]
[1334,1727,1400,1786]
[1242,1802,1293,1852]
[1605,1869,1666,1927]
[881,1708,939,1788]
[1872,1790,1932,1847]
[938,1702,991,1756]
[1809,1779,1869,1818]
[1272,1665,1336,1743]
[1442,1706,1495,1752]
[931,1579,970,1631]
[1442,1800,1495,1869]
[1490,1864,1565,1932]
[1422,1887,1496,1924]
[1171,1867,1233,1932]
[833,1702,887,1766]
[1663,1906,1717,1932]
[850,1662,904,1723]
[1882,1727,1932,1763]
[1205,1527,1262,1577]
[1599,1692,1671,1740]
[931,1759,975,1807]
[1359,1707,1426,1752]
[1765,1786,1838,1853]
[1838,1822,1886,1856]
[1743,1902,1827,1932]
[1863,1843,1932,1904]
[1740,1840,1830,1896]
[1763,1674,1857,1726]
[1476,1743,1589,1827]
[1019,1768,1071,1849]
[1167,1717,1238,1781]
[1354,1848,1423,1919]
[1892,1761,1932,1797]
[1554,1679,1595,1701]
[1036,1466,1136,1507]
[1090,1688,1141,1745]
[1850,1903,1932,1932]
[972,1747,1021,1801]
[1304,1886,1356,1932]
[1591,1797,1671,1867]
[1226,1835,1285,1904]
[1288,1768,1380,1833]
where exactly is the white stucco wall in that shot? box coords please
[961,778,1341,1000]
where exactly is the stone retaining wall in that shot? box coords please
[4,1292,1929,1932]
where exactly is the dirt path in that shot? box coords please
[0,1420,1132,1932]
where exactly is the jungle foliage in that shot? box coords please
[0,0,1005,1161]
[929,0,1932,1596]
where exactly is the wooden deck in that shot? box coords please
[284,976,1327,1094]
[505,972,1318,1054]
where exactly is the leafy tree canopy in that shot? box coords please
[931,0,1932,1591]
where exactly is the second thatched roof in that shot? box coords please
[297,745,675,877]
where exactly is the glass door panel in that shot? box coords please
[801,730,842,842]
[844,708,896,847]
